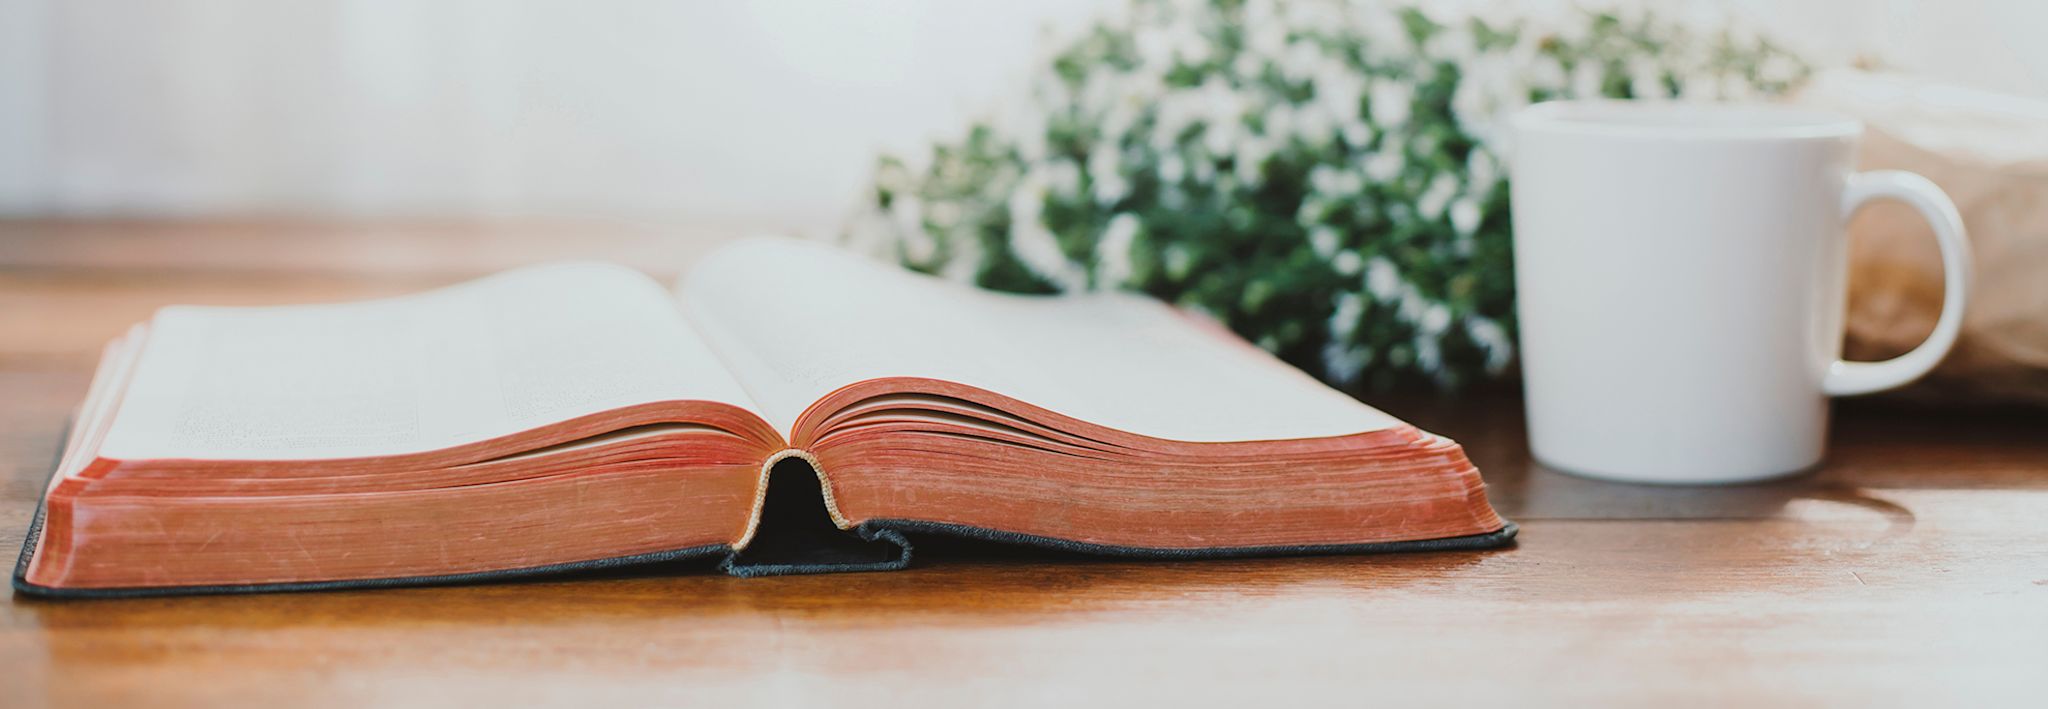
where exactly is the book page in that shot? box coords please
[99,263,760,461]
[680,238,1401,442]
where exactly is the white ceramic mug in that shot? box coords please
[1509,100,1971,484]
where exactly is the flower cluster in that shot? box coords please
[847,0,1807,391]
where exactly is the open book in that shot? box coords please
[16,238,1512,596]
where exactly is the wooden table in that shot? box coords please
[2,221,2044,707]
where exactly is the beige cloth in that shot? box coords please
[1797,70,2048,405]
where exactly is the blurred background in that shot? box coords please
[1,0,2044,401]
[1,0,2043,231]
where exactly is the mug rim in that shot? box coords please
[1513,99,1862,142]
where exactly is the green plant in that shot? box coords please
[847,0,1806,391]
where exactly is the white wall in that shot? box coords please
[0,0,1112,232]
[1,0,2043,235]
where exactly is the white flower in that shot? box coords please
[1280,0,1342,33]
[939,230,983,282]
[1280,40,1323,83]
[1007,170,1087,291]
[890,195,924,236]
[1296,195,1325,224]
[1308,225,1340,258]
[1245,16,1287,59]
[1234,136,1276,186]
[1397,287,1428,326]
[1365,256,1400,299]
[1135,27,1176,69]
[1308,164,1363,199]
[1232,52,1264,80]
[1080,70,1119,112]
[926,201,960,229]
[1001,103,1049,163]
[1522,52,1568,90]
[1088,144,1128,205]
[1202,113,1241,155]
[1369,80,1412,129]
[1102,92,1145,138]
[1415,335,1442,373]
[1465,149,1499,194]
[1424,23,1477,64]
[1416,173,1457,221]
[1009,218,1085,291]
[1356,11,1409,60]
[1329,291,1364,339]
[1095,213,1141,288]
[1449,197,1482,236]
[1159,153,1187,183]
[1451,70,1492,131]
[1044,160,1083,198]
[1151,106,1189,153]
[1759,53,1803,87]
[1293,101,1336,146]
[1093,172,1130,206]
[1314,63,1366,123]
[1450,51,1535,147]
[1007,171,1044,226]
[888,196,942,264]
[1570,59,1605,98]
[1420,303,1451,335]
[899,228,937,266]
[1171,26,1211,66]
[1718,74,1757,102]
[1162,242,1195,280]
[1628,56,1666,99]
[1261,102,1297,143]
[1244,0,1280,28]
[1362,149,1404,182]
[1332,249,1363,276]
[1341,120,1373,148]
[1309,164,1342,195]
[1197,76,1242,122]
[1339,169,1365,196]
[1527,4,1589,47]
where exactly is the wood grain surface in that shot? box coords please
[1,220,2044,708]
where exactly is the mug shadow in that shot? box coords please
[1386,391,1929,532]
[1492,458,1916,533]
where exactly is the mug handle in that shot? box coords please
[1822,171,1973,396]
